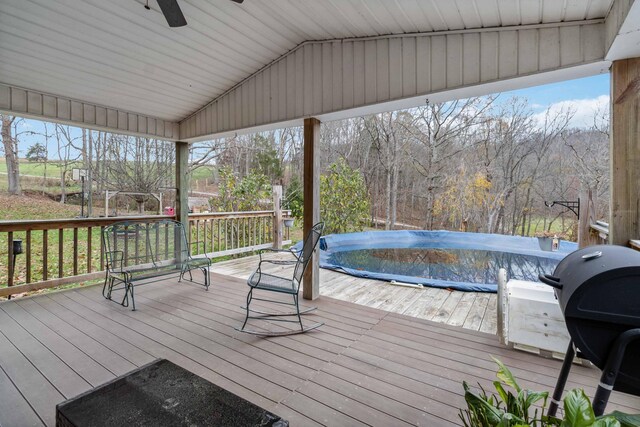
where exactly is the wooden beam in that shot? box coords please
[303,117,321,300]
[175,141,190,230]
[610,58,640,245]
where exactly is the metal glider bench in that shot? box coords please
[102,219,211,311]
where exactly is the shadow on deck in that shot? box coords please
[0,271,638,426]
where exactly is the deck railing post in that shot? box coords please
[175,141,189,262]
[273,185,283,249]
[303,117,321,300]
[610,58,640,245]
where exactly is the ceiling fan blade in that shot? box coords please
[156,0,187,27]
[230,0,244,3]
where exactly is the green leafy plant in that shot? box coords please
[459,357,640,427]
[284,176,304,220]
[211,166,271,212]
[320,158,370,234]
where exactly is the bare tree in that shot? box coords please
[410,97,496,228]
[104,135,175,213]
[54,124,81,203]
[1,114,21,195]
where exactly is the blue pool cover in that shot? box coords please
[311,230,577,292]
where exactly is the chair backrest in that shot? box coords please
[102,219,189,269]
[292,222,325,289]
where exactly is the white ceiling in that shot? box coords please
[0,0,615,123]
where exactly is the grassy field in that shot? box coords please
[0,158,216,194]
[0,158,216,180]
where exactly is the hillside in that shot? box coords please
[0,192,80,220]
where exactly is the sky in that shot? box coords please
[503,73,609,129]
[10,73,610,159]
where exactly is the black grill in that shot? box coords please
[539,245,640,416]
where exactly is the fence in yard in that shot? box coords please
[0,210,291,298]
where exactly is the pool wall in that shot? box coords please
[316,230,577,292]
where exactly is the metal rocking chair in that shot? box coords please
[238,222,325,336]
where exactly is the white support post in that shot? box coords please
[497,268,509,346]
[273,185,283,249]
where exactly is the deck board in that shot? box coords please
[214,253,498,333]
[0,271,638,426]
[0,308,91,398]
[0,363,44,427]
[1,302,115,387]
[0,328,63,426]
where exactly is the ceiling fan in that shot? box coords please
[148,0,244,28]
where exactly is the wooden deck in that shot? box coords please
[0,272,638,426]
[214,253,497,333]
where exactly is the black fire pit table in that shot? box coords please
[56,359,288,427]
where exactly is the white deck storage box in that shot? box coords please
[505,280,571,354]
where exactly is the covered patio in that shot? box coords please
[1,273,638,426]
[2,0,640,425]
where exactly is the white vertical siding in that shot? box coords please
[180,21,606,140]
[0,83,179,140]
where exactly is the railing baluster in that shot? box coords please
[26,230,32,283]
[87,227,92,273]
[152,225,160,262]
[73,228,78,276]
[211,219,214,252]
[135,225,140,264]
[203,219,207,254]
[196,219,200,255]
[58,229,64,278]
[100,226,105,271]
[8,231,14,289]
[217,219,221,252]
[123,226,129,267]
[43,230,48,281]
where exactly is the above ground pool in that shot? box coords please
[317,230,577,292]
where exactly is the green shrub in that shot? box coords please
[320,158,370,234]
[210,166,271,212]
[284,176,304,220]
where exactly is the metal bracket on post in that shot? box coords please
[544,199,580,219]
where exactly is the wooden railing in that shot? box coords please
[188,211,290,258]
[585,220,640,251]
[0,210,292,298]
[588,220,609,245]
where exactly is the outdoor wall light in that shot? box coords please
[9,239,23,300]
